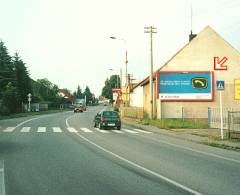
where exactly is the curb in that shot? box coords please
[122,118,240,152]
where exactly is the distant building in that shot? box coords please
[58,89,74,103]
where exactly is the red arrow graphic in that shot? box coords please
[214,57,228,70]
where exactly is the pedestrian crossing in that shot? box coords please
[0,126,152,135]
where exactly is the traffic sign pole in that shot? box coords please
[27,93,32,112]
[216,80,224,140]
[220,91,224,139]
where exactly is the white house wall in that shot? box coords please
[130,86,143,107]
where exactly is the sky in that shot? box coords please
[0,0,240,96]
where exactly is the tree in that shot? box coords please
[13,52,32,104]
[83,86,93,105]
[74,85,83,99]
[0,41,15,99]
[0,82,18,114]
[32,78,59,102]
[101,75,120,100]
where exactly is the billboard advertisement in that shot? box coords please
[159,72,214,101]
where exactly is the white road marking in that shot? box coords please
[74,132,202,195]
[94,128,109,133]
[0,160,6,195]
[65,113,201,194]
[21,127,31,132]
[134,128,152,134]
[122,129,138,134]
[136,134,240,164]
[53,127,62,132]
[80,128,93,133]
[3,127,15,132]
[67,127,78,133]
[37,127,46,133]
[12,111,72,131]
[112,130,124,134]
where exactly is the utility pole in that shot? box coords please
[144,26,157,119]
[125,49,128,86]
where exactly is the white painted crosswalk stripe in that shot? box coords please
[53,127,62,132]
[94,128,109,133]
[122,129,138,134]
[80,128,93,133]
[21,127,31,132]
[2,126,150,135]
[112,130,124,134]
[3,127,15,132]
[67,127,78,133]
[37,127,46,132]
[133,128,152,134]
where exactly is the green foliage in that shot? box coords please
[32,78,60,103]
[74,85,83,99]
[13,52,32,103]
[101,75,120,100]
[0,82,19,114]
[0,41,15,99]
[140,118,208,129]
[73,85,95,105]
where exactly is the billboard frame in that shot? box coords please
[157,71,214,102]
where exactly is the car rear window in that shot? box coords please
[103,111,118,117]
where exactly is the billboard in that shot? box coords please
[159,72,214,101]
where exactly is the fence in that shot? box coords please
[207,107,237,129]
[228,111,240,138]
[120,106,144,119]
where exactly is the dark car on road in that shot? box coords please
[94,110,121,130]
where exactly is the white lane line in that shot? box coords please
[65,114,201,194]
[0,161,6,195]
[74,132,202,195]
[21,127,31,132]
[136,134,240,164]
[37,127,46,133]
[80,128,93,133]
[53,127,62,133]
[94,128,109,133]
[122,129,138,134]
[3,127,15,132]
[134,128,152,134]
[112,130,124,134]
[67,127,78,133]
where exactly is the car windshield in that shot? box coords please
[102,111,118,117]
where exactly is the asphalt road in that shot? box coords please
[0,106,240,195]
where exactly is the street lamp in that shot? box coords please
[110,36,128,86]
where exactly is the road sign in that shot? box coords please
[216,80,225,90]
[214,57,228,71]
[234,79,240,100]
[27,93,32,112]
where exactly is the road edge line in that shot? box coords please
[65,116,201,195]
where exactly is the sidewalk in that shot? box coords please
[122,117,240,152]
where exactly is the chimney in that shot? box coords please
[189,30,197,42]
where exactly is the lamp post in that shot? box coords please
[110,36,128,86]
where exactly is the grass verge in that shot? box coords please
[201,141,240,152]
[139,118,208,129]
